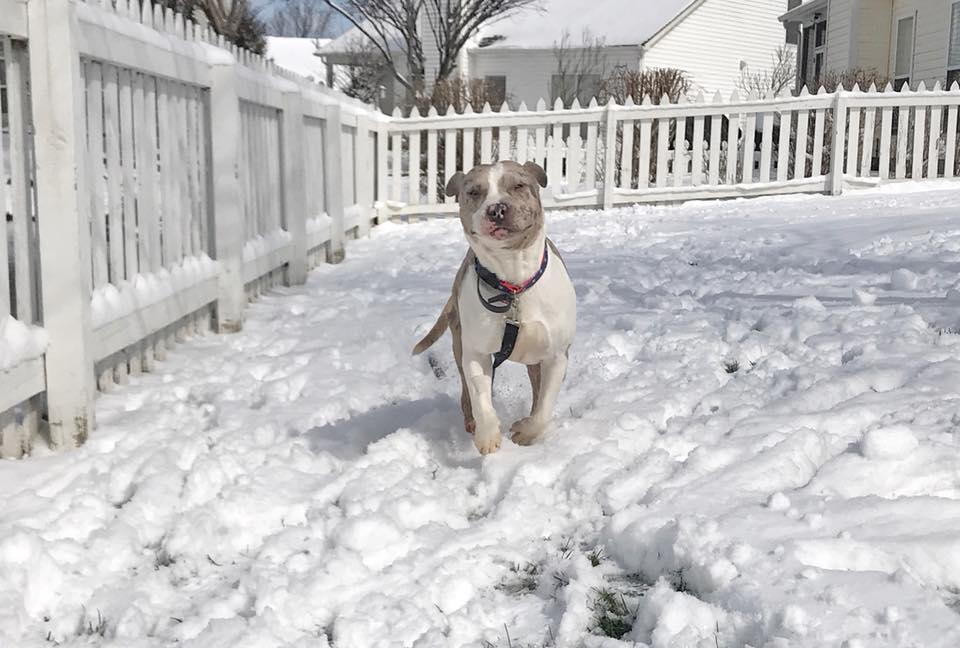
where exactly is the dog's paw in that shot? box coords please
[510,417,545,446]
[464,419,476,435]
[474,426,502,455]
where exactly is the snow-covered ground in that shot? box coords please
[4,186,960,647]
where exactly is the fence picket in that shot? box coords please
[895,106,909,179]
[673,114,686,187]
[480,123,492,164]
[103,65,125,282]
[584,99,598,190]
[498,123,510,162]
[620,118,634,189]
[812,108,825,177]
[946,106,958,178]
[391,129,401,202]
[845,106,861,177]
[656,116,670,187]
[409,127,421,205]
[86,62,109,286]
[567,117,582,191]
[427,127,438,204]
[777,111,791,182]
[759,112,774,182]
[879,106,893,180]
[911,106,925,180]
[860,107,876,178]
[443,129,456,202]
[118,68,139,277]
[927,104,942,179]
[743,110,757,183]
[691,112,705,186]
[794,108,809,180]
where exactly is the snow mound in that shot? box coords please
[860,425,919,460]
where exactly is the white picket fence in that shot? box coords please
[4,0,960,460]
[0,0,383,457]
[380,84,960,217]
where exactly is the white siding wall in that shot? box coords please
[467,46,640,108]
[856,0,893,74]
[640,0,790,97]
[892,0,951,87]
[826,0,855,72]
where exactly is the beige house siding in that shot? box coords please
[855,0,893,73]
[826,0,855,72]
[891,0,952,87]
[640,0,790,97]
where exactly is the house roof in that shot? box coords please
[321,0,700,56]
[778,0,827,24]
[266,36,331,82]
[475,0,699,50]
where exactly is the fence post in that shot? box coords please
[829,91,849,195]
[602,100,617,210]
[282,88,308,284]
[355,115,375,236]
[208,59,246,332]
[324,104,346,261]
[26,0,95,448]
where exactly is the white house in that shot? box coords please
[781,0,960,91]
[321,0,793,112]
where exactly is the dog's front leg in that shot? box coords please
[511,351,568,446]
[462,351,501,454]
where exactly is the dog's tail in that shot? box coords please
[412,297,454,355]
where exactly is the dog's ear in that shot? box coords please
[445,172,465,198]
[522,161,548,188]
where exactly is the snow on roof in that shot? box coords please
[475,0,699,49]
[265,36,331,83]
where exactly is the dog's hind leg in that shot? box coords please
[451,314,475,434]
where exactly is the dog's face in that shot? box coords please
[445,161,548,250]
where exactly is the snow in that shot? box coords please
[241,230,294,265]
[0,315,47,372]
[265,37,331,84]
[475,0,697,49]
[90,255,220,329]
[4,187,960,646]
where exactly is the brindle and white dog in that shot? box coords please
[413,161,577,455]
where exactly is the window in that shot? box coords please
[785,0,802,45]
[799,18,827,89]
[893,14,915,90]
[948,2,960,88]
[483,75,507,108]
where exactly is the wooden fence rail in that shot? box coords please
[4,0,960,459]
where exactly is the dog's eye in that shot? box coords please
[513,183,525,191]
[467,187,480,197]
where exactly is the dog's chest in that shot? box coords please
[458,262,575,362]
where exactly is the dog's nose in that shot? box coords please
[486,202,508,221]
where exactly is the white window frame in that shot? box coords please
[891,10,916,90]
[947,1,960,88]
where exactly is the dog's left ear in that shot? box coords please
[523,161,548,188]
[445,172,465,198]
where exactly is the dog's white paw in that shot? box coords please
[510,417,545,446]
[474,425,502,455]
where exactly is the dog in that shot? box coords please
[412,161,577,455]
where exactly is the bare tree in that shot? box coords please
[552,29,606,107]
[321,0,538,99]
[736,46,797,97]
[160,0,267,52]
[269,0,336,37]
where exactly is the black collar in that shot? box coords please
[475,243,549,314]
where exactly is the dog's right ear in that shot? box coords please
[445,172,465,199]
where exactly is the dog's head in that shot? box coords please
[445,161,548,250]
